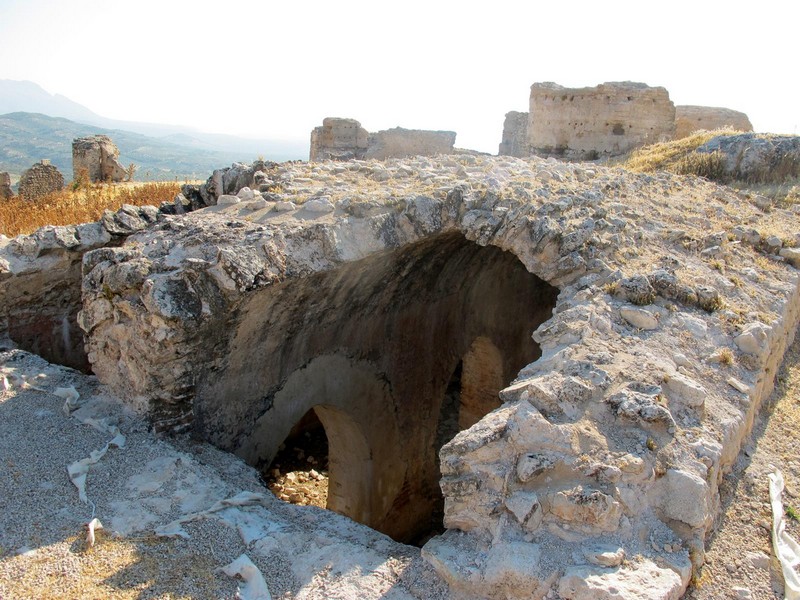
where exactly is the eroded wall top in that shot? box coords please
[528,81,676,159]
[310,118,456,161]
[675,105,753,139]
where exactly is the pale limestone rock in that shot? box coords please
[664,373,707,408]
[654,468,711,528]
[734,322,772,362]
[217,195,241,205]
[547,486,622,533]
[274,201,296,212]
[304,197,335,213]
[584,546,625,567]
[558,559,687,599]
[620,306,659,330]
[236,187,256,200]
[780,247,800,268]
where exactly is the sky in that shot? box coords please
[0,0,797,154]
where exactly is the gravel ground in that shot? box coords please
[0,350,450,600]
[686,332,800,600]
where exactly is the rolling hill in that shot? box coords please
[0,112,269,183]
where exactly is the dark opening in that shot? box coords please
[263,408,329,509]
[214,232,560,545]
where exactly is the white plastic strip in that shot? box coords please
[222,554,271,600]
[768,470,800,600]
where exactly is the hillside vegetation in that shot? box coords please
[0,181,180,237]
[625,129,800,205]
[0,112,249,182]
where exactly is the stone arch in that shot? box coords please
[241,353,403,531]
[193,231,560,542]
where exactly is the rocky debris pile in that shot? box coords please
[18,159,63,200]
[696,133,800,183]
[0,204,159,370]
[267,469,328,508]
[0,171,13,199]
[174,160,282,212]
[72,135,127,183]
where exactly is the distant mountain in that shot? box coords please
[0,79,307,162]
[0,112,263,182]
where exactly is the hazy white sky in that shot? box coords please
[1,0,797,153]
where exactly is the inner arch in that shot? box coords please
[195,231,559,543]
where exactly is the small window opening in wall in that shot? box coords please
[627,96,633,101]
[612,123,625,135]
[263,408,329,509]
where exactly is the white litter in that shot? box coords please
[86,518,103,547]
[54,386,80,415]
[221,554,272,600]
[67,434,125,503]
[155,491,270,539]
[768,470,800,600]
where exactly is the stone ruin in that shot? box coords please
[1,152,799,599]
[72,135,127,183]
[674,106,753,139]
[0,171,13,200]
[310,117,457,162]
[500,82,753,160]
[17,159,64,200]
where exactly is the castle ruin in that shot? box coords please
[310,118,457,162]
[72,135,127,183]
[18,160,64,200]
[0,171,13,200]
[675,105,753,139]
[500,81,753,159]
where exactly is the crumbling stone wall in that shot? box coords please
[310,118,456,161]
[675,105,753,139]
[309,118,370,161]
[0,171,13,200]
[498,111,529,158]
[18,160,64,200]
[0,204,160,370]
[528,81,676,159]
[72,135,127,183]
[365,127,457,160]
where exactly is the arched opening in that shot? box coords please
[264,408,329,509]
[198,232,560,544]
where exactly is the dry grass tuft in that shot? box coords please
[0,182,181,237]
[624,129,741,175]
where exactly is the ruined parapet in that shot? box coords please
[72,135,127,183]
[364,127,456,160]
[76,154,800,598]
[675,105,753,139]
[0,171,13,200]
[309,118,369,161]
[498,111,529,157]
[528,81,676,159]
[18,160,64,200]
[0,204,160,370]
[310,119,457,161]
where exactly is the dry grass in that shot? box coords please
[625,129,800,203]
[0,182,181,237]
[624,129,741,175]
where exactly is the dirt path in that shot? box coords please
[687,332,800,600]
